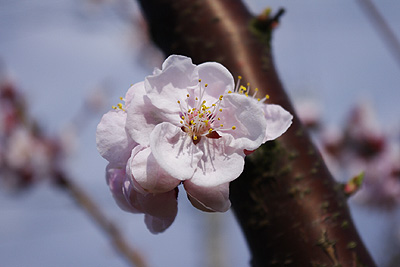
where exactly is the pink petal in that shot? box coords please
[106,163,141,213]
[220,93,267,150]
[196,62,234,99]
[150,122,203,181]
[140,189,179,234]
[138,188,179,220]
[125,82,170,146]
[184,181,231,212]
[190,136,245,187]
[124,81,143,109]
[124,180,179,234]
[96,110,136,164]
[262,104,293,142]
[127,146,181,193]
[145,55,198,113]
[144,214,175,234]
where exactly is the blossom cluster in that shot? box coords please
[96,55,292,233]
[0,78,61,189]
[299,101,400,209]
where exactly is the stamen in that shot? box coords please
[252,88,259,98]
[235,76,242,92]
[234,75,271,103]
[177,80,236,144]
[111,96,126,111]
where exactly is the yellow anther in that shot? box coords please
[208,129,213,133]
[228,90,232,93]
[247,82,250,86]
[112,106,117,109]
[219,95,223,100]
[232,126,236,130]
[198,79,201,82]
[193,136,198,141]
[219,109,222,112]
[257,98,261,101]
[240,85,247,91]
[195,97,198,100]
[217,118,221,120]
[245,93,249,97]
[205,84,208,87]
[255,88,259,91]
[119,96,124,101]
[177,100,180,104]
[180,121,183,124]
[266,94,270,99]
[187,94,190,97]
[220,124,224,127]
[238,75,242,79]
[212,104,216,106]
[181,116,185,119]
[117,103,123,109]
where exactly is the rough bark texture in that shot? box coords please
[136,0,376,266]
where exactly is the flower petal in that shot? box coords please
[262,104,293,142]
[124,81,142,109]
[141,189,179,234]
[145,55,198,113]
[124,183,179,234]
[105,163,141,213]
[150,122,202,181]
[127,146,181,193]
[196,62,234,99]
[125,82,171,146]
[190,136,245,187]
[144,214,175,234]
[219,93,267,150]
[184,181,231,212]
[96,110,136,164]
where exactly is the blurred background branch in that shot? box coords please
[356,0,400,69]
[0,76,147,267]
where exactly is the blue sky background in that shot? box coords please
[1,0,399,266]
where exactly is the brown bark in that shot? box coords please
[136,0,376,266]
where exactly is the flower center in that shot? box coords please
[177,80,235,144]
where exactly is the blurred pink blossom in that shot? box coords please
[309,101,400,209]
[0,79,61,189]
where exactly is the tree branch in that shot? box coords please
[55,172,148,267]
[136,0,375,265]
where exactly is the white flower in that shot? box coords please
[96,55,292,232]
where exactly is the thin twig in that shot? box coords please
[356,0,400,69]
[55,171,148,267]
